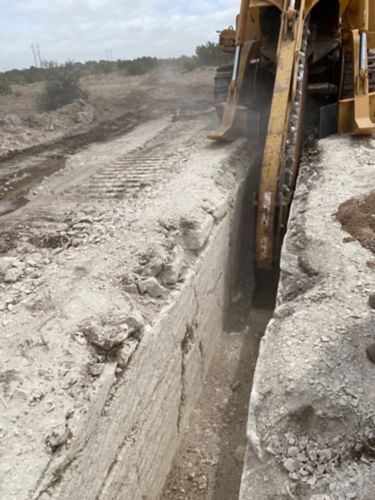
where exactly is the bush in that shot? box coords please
[196,41,232,66]
[179,56,199,73]
[0,40,231,93]
[39,62,85,111]
[125,57,159,76]
[0,79,12,95]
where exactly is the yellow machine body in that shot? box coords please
[210,0,375,270]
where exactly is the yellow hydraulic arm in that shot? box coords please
[339,0,375,134]
[208,0,260,141]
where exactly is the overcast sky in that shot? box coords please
[0,0,239,71]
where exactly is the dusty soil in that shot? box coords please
[0,67,215,156]
[337,189,375,254]
[161,304,272,500]
[0,67,216,217]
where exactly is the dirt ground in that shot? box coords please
[0,61,258,499]
[0,67,215,156]
[0,67,215,217]
[239,135,375,500]
[337,189,375,254]
[1,60,374,500]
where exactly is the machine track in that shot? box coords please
[369,50,375,92]
[278,20,310,242]
[255,16,311,269]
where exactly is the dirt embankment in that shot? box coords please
[337,189,375,255]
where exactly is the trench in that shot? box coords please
[159,151,278,500]
[157,105,319,498]
[160,305,274,500]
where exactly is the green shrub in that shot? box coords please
[39,62,85,111]
[0,40,232,93]
[179,56,199,73]
[125,57,159,76]
[196,41,232,66]
[0,79,12,95]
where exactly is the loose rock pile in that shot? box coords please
[266,427,375,497]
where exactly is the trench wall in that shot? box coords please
[32,156,249,500]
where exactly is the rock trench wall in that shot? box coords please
[32,163,248,500]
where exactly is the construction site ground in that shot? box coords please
[0,67,257,499]
[0,66,374,500]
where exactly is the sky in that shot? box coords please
[0,0,239,72]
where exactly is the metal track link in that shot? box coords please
[278,20,310,240]
[369,50,375,93]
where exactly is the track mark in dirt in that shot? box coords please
[68,144,184,199]
[0,112,138,163]
[336,189,375,253]
[161,307,272,500]
[0,113,139,216]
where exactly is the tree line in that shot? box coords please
[0,42,232,97]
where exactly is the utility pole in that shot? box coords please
[105,49,113,61]
[36,44,42,67]
[31,43,42,67]
[31,44,38,67]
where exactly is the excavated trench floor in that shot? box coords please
[161,302,273,500]
[160,149,279,499]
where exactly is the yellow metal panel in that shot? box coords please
[349,27,375,133]
[341,0,369,31]
[250,0,284,10]
[208,40,260,141]
[338,93,375,133]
